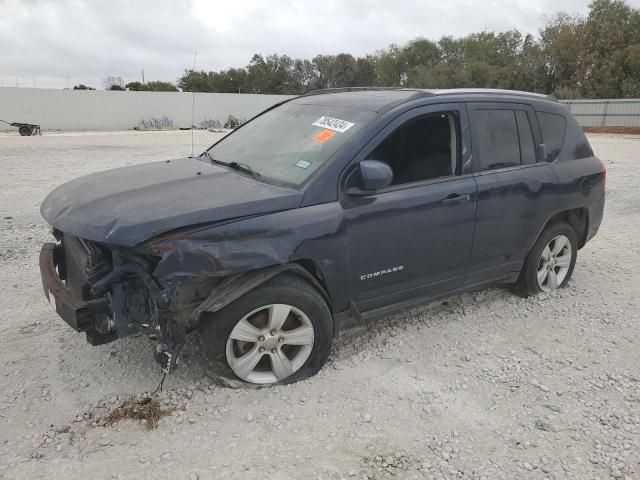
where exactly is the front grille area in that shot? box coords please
[62,235,112,299]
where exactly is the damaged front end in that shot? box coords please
[39,231,216,372]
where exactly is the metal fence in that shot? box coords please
[560,99,640,127]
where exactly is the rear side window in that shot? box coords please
[536,112,566,161]
[473,110,520,171]
[515,111,536,165]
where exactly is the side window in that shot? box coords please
[515,111,536,165]
[536,112,567,161]
[366,113,458,186]
[472,109,520,171]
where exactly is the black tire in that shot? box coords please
[514,221,578,297]
[18,125,33,136]
[200,273,333,386]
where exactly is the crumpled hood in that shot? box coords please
[41,157,303,246]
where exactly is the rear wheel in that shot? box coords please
[200,274,332,386]
[515,221,577,296]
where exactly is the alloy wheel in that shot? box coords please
[225,304,315,384]
[537,234,572,292]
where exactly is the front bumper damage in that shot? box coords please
[38,230,324,376]
[40,243,111,334]
[39,235,189,373]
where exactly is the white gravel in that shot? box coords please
[0,130,638,480]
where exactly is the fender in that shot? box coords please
[191,263,332,322]
[527,206,590,255]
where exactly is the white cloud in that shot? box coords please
[0,0,634,89]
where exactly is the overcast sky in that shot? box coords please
[1,0,637,89]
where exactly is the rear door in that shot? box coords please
[466,102,559,285]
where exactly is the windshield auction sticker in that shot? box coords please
[312,116,354,133]
[295,160,311,169]
[313,129,337,143]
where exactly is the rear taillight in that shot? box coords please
[599,158,607,197]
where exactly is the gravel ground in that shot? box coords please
[0,130,638,480]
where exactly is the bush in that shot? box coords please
[198,118,222,129]
[135,116,175,130]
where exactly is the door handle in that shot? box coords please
[441,193,471,205]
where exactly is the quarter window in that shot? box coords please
[536,112,567,161]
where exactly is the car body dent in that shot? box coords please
[40,157,303,247]
[146,201,350,312]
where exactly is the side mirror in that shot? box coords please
[347,160,393,196]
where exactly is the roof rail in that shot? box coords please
[302,87,430,97]
[423,88,556,101]
[301,86,555,102]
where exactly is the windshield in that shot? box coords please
[206,100,377,187]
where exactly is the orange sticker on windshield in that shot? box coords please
[314,129,337,143]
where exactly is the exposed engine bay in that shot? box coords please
[45,231,216,373]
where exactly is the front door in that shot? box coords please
[341,104,478,313]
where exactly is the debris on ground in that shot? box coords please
[98,395,174,429]
[223,114,243,129]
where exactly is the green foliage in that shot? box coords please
[126,81,178,92]
[176,0,639,98]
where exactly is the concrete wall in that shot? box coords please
[0,87,294,131]
[3,87,638,131]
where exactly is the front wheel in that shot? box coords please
[200,274,333,386]
[515,221,578,296]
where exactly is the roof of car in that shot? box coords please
[300,87,556,112]
[293,88,422,112]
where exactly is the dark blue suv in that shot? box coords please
[39,88,606,385]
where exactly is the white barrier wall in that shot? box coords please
[5,87,638,132]
[0,87,294,131]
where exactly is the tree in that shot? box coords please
[174,0,640,98]
[621,44,640,96]
[178,70,214,92]
[404,38,440,87]
[312,54,335,89]
[125,81,144,91]
[126,81,179,91]
[581,0,640,97]
[146,81,179,92]
[290,59,318,93]
[513,34,547,93]
[72,84,95,90]
[332,53,358,87]
[244,54,296,94]
[102,76,125,90]
[354,56,377,86]
[539,13,589,96]
[375,44,407,86]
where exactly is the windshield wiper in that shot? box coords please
[201,151,261,178]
